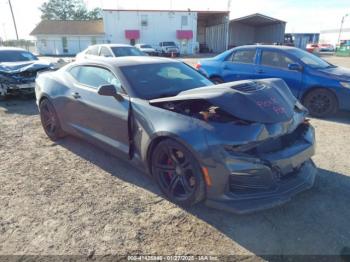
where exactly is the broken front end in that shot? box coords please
[150,78,317,213]
[0,61,53,97]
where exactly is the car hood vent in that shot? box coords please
[231,82,265,93]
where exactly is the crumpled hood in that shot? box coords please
[316,66,350,81]
[150,78,298,124]
[0,60,52,74]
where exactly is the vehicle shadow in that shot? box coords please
[0,97,38,116]
[56,136,350,257]
[316,110,350,125]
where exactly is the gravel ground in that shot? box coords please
[1,56,350,258]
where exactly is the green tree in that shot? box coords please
[39,0,102,20]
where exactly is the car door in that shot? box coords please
[68,65,130,157]
[221,49,259,82]
[256,49,302,97]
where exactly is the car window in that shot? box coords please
[110,47,145,57]
[120,62,213,100]
[231,50,256,64]
[86,46,99,56]
[0,50,38,62]
[289,48,333,69]
[69,66,122,91]
[261,51,294,69]
[99,47,113,57]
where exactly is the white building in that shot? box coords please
[320,28,350,46]
[102,9,230,54]
[30,20,106,55]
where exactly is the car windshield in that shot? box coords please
[0,50,38,62]
[141,45,152,48]
[120,62,213,100]
[111,47,145,57]
[163,42,176,47]
[290,49,334,69]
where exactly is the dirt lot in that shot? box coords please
[1,55,350,259]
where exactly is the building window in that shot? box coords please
[91,36,97,45]
[62,37,68,53]
[141,15,148,27]
[40,39,47,47]
[181,16,188,26]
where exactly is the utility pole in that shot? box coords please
[338,14,348,45]
[8,0,19,40]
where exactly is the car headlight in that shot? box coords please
[340,81,350,88]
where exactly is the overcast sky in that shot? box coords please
[0,0,349,40]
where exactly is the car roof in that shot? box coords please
[73,56,180,68]
[90,44,133,48]
[234,44,297,51]
[0,47,28,52]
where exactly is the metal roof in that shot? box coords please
[103,9,229,15]
[30,20,104,36]
[230,13,285,26]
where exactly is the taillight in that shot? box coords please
[195,63,201,70]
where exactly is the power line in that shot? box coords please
[8,0,19,40]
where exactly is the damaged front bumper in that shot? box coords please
[204,123,317,214]
[0,82,35,96]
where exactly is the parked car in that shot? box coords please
[135,44,157,56]
[157,41,180,57]
[35,56,316,214]
[0,47,53,99]
[196,45,350,117]
[75,44,146,61]
[306,43,320,53]
[319,43,335,52]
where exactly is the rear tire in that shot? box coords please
[39,99,65,141]
[303,88,338,117]
[210,77,224,85]
[151,139,206,207]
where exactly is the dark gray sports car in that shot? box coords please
[35,56,317,214]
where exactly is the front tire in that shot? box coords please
[303,88,338,117]
[151,139,206,207]
[39,99,65,141]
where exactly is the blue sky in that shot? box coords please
[0,0,349,40]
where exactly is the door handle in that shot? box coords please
[257,69,265,74]
[71,92,81,99]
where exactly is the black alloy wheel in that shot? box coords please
[39,99,65,141]
[151,139,205,206]
[303,88,338,117]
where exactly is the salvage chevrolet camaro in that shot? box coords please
[0,47,53,99]
[35,57,317,214]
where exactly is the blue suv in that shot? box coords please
[196,45,350,117]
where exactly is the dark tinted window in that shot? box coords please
[231,50,256,64]
[69,66,122,91]
[99,47,113,57]
[162,42,176,46]
[0,50,38,62]
[111,47,144,57]
[261,51,294,69]
[141,44,152,48]
[86,46,99,55]
[120,62,213,100]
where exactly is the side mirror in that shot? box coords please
[288,63,302,71]
[97,84,117,96]
[97,84,124,101]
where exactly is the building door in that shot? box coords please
[130,39,135,46]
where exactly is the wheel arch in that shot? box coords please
[301,86,339,106]
[145,133,203,176]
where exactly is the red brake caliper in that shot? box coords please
[167,158,173,180]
